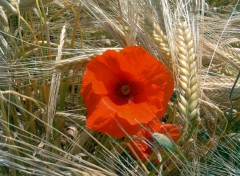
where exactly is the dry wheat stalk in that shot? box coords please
[55,112,86,122]
[176,22,200,133]
[46,25,66,142]
[54,56,92,71]
[200,98,228,140]
[53,48,121,71]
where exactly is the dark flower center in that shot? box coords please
[121,84,130,95]
[113,80,139,104]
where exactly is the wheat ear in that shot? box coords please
[203,40,240,70]
[220,46,240,67]
[152,22,171,58]
[176,22,200,140]
[202,76,240,102]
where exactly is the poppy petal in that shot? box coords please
[145,119,181,142]
[128,120,181,161]
[129,138,151,159]
[82,51,123,95]
[157,124,181,142]
[120,46,172,81]
[86,97,164,138]
[81,46,175,138]
[86,97,140,138]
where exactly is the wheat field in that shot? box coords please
[0,0,240,175]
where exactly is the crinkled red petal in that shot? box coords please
[80,46,175,138]
[129,120,181,160]
[84,96,164,138]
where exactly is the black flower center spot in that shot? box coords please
[121,84,130,96]
[112,80,140,104]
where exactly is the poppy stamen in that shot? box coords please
[121,84,130,96]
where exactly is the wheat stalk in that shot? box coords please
[46,25,66,143]
[54,56,92,71]
[200,98,228,140]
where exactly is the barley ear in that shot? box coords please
[153,22,171,59]
[176,22,200,141]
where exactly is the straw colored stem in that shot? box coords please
[0,92,22,174]
[127,143,149,175]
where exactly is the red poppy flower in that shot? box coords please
[80,46,174,138]
[129,119,180,160]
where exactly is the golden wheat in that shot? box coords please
[152,22,171,58]
[0,0,240,175]
[46,25,66,142]
[176,22,200,120]
[202,76,240,104]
